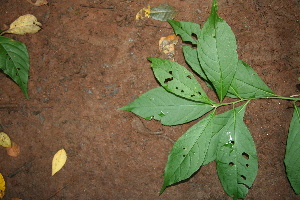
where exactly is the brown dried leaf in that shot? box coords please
[6,142,20,157]
[26,0,48,6]
[159,34,180,60]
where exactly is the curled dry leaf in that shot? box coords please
[6,142,20,157]
[0,132,11,148]
[0,173,5,199]
[159,34,180,60]
[6,14,42,35]
[26,0,48,6]
[52,149,67,176]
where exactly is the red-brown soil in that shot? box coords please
[1,0,300,199]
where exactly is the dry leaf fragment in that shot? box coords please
[136,5,151,20]
[52,149,67,176]
[6,142,20,157]
[26,0,48,6]
[0,132,11,148]
[0,173,5,199]
[159,34,180,60]
[6,14,42,35]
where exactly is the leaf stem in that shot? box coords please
[212,95,300,109]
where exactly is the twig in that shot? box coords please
[46,179,75,200]
[8,158,35,178]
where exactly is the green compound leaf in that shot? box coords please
[148,57,213,104]
[150,4,178,21]
[168,20,200,45]
[160,111,215,194]
[197,0,238,102]
[216,104,258,199]
[228,60,275,99]
[119,87,213,126]
[285,105,300,195]
[0,36,29,99]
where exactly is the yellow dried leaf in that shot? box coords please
[136,5,151,20]
[0,132,11,148]
[52,149,67,176]
[26,0,48,6]
[0,173,5,199]
[6,14,42,35]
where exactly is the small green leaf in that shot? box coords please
[168,20,200,45]
[148,57,213,104]
[216,104,258,199]
[0,36,30,99]
[197,0,238,102]
[150,4,178,21]
[119,87,213,125]
[285,105,300,195]
[228,60,275,99]
[160,111,215,194]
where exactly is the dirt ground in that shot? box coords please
[1,0,300,199]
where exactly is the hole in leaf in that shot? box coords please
[187,75,192,79]
[164,77,173,84]
[229,162,234,166]
[169,71,173,75]
[242,152,249,160]
[175,87,179,89]
[246,164,249,167]
[198,91,201,95]
[241,175,246,180]
[181,90,184,93]
[17,68,21,70]
[182,147,186,150]
[191,33,198,41]
[183,155,186,157]
[230,140,235,145]
[191,94,195,97]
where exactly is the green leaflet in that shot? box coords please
[0,36,30,99]
[148,57,213,104]
[168,20,200,45]
[197,0,238,102]
[119,87,213,126]
[150,4,178,21]
[285,105,300,195]
[216,104,258,199]
[228,60,276,99]
[160,111,215,194]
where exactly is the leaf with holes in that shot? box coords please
[148,57,213,104]
[168,20,200,45]
[119,87,213,125]
[285,105,300,195]
[160,111,215,194]
[216,104,258,199]
[227,60,276,99]
[0,36,30,99]
[197,0,238,102]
